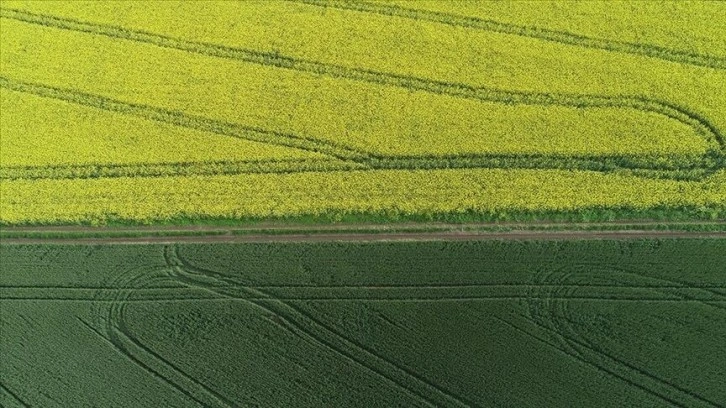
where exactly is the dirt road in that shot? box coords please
[2,224,725,245]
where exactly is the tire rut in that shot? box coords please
[0,382,30,408]
[522,268,722,407]
[166,245,475,408]
[87,263,236,408]
[291,0,726,70]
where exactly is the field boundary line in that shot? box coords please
[2,229,726,244]
[292,0,726,70]
[3,220,724,231]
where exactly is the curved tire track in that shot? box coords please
[517,280,685,406]
[522,268,722,407]
[555,290,720,407]
[88,264,235,408]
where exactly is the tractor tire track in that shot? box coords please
[614,265,726,311]
[0,158,361,181]
[292,0,726,70]
[4,297,725,303]
[111,303,237,408]
[166,245,475,408]
[3,75,722,184]
[2,150,721,181]
[522,265,585,358]
[489,313,680,406]
[264,294,487,406]
[512,311,688,407]
[87,264,236,408]
[6,283,725,290]
[0,382,30,408]
[572,263,726,312]
[164,254,450,408]
[108,272,237,407]
[523,271,721,407]
[2,8,723,152]
[555,290,721,407]
[517,273,692,406]
[75,317,217,408]
[87,266,215,406]
[0,76,368,165]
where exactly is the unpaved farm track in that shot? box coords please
[2,222,725,245]
[4,220,726,232]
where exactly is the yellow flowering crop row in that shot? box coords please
[2,169,725,224]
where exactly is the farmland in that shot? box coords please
[1,2,725,407]
[2,239,725,407]
[1,1,725,224]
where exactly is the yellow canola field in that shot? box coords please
[0,4,719,158]
[0,1,725,224]
[3,0,724,139]
[2,169,725,224]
